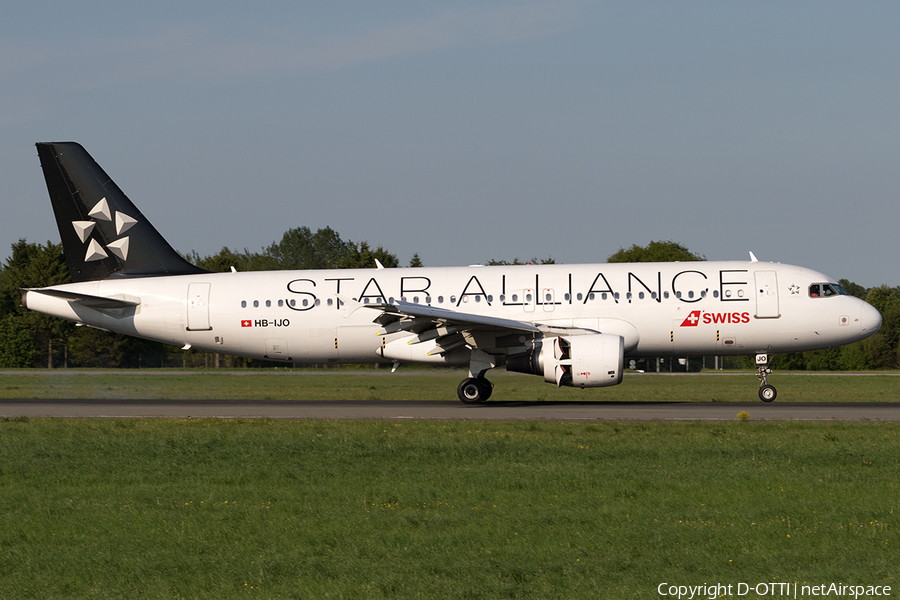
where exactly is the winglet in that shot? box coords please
[375,259,385,269]
[749,251,759,262]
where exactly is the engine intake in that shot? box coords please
[507,334,624,388]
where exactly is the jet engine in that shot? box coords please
[506,334,624,388]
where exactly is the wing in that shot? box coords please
[364,300,597,356]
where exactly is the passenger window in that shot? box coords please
[253,300,259,308]
[241,300,247,308]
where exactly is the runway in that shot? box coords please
[2,399,899,421]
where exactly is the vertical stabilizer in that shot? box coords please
[36,142,208,282]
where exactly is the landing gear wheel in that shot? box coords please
[480,378,493,401]
[755,354,776,403]
[457,377,491,404]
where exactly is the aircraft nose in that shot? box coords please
[860,302,882,337]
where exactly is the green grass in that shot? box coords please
[0,370,898,402]
[0,419,897,598]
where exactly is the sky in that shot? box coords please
[2,1,898,288]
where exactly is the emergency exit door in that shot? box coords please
[186,282,212,331]
[754,271,780,319]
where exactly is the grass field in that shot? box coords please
[1,418,897,599]
[0,369,898,402]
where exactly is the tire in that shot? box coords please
[759,384,777,403]
[457,378,485,404]
[480,378,493,401]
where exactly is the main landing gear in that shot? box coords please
[457,377,492,404]
[457,349,498,404]
[756,353,777,402]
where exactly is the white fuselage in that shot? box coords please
[24,261,881,366]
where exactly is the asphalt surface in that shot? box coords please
[2,399,899,421]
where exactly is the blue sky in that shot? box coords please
[3,1,898,287]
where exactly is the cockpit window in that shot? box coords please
[809,283,849,298]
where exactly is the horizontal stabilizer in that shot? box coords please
[26,287,140,309]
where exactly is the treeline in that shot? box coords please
[187,226,400,272]
[1,235,898,371]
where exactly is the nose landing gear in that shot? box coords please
[756,353,777,402]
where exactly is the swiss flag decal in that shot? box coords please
[680,310,702,327]
[241,320,252,327]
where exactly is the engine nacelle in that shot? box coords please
[506,334,624,388]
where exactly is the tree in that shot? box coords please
[0,316,34,367]
[486,256,556,266]
[863,285,900,369]
[408,253,423,268]
[2,239,72,367]
[838,279,867,300]
[340,241,399,269]
[266,226,348,270]
[607,241,704,263]
[260,226,399,270]
[188,246,275,272]
[66,326,167,368]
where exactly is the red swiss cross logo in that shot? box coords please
[241,320,252,327]
[680,310,702,327]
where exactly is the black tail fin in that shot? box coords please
[36,142,209,282]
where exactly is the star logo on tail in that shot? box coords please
[71,197,137,262]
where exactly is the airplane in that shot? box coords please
[23,142,882,403]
